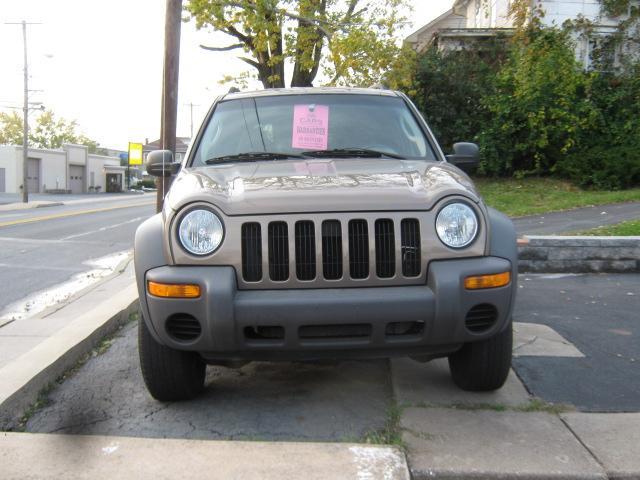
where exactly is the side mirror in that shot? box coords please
[446,142,479,173]
[146,150,181,177]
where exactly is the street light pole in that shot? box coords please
[5,20,40,203]
[21,20,28,203]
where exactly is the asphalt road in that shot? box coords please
[0,195,155,317]
[22,274,640,441]
[514,273,640,412]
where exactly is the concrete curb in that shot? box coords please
[518,235,640,273]
[0,286,138,430]
[0,432,411,480]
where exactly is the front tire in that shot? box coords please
[138,317,206,401]
[448,321,512,391]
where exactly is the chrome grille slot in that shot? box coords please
[268,221,289,281]
[375,219,395,278]
[322,220,342,280]
[241,222,262,282]
[401,219,421,277]
[295,220,316,281]
[348,219,369,279]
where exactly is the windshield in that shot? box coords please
[191,94,437,166]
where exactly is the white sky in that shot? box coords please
[0,0,453,150]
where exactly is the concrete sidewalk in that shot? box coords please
[393,359,640,479]
[0,262,138,428]
[0,192,149,212]
[513,201,640,235]
[0,432,410,480]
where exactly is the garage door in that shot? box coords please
[69,165,85,194]
[27,158,40,193]
[0,168,5,193]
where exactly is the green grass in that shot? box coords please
[474,177,640,217]
[573,219,640,236]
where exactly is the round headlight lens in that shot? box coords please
[436,203,478,248]
[178,209,224,255]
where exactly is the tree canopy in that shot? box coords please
[0,110,102,153]
[185,0,413,89]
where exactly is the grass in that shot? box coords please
[474,177,640,217]
[360,403,404,447]
[573,219,640,236]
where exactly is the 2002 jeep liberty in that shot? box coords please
[135,87,517,401]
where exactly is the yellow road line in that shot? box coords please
[0,201,155,228]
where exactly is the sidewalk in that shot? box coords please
[513,201,640,235]
[392,358,640,479]
[0,192,149,212]
[0,432,410,480]
[0,262,138,428]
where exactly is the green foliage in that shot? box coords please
[0,111,23,145]
[478,28,595,177]
[407,23,640,189]
[0,109,101,153]
[410,41,506,151]
[184,0,412,88]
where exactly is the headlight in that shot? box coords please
[436,202,478,248]
[178,209,224,255]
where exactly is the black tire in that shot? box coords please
[138,317,206,401]
[448,321,513,391]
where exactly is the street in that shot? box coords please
[0,195,155,321]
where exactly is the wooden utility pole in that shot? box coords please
[157,0,182,213]
[5,20,40,203]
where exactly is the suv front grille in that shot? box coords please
[241,217,422,286]
[268,221,289,281]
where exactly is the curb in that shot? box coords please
[518,235,640,273]
[0,287,138,430]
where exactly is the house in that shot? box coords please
[143,137,191,164]
[0,143,125,194]
[406,0,639,68]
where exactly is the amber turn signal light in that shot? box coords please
[147,281,201,298]
[464,271,511,290]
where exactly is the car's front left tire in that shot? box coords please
[448,321,513,391]
[138,316,206,401]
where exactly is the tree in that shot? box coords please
[0,111,23,146]
[0,109,102,153]
[185,0,412,89]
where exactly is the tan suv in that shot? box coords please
[135,87,517,401]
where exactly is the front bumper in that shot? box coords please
[139,256,515,361]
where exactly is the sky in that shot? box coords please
[0,0,453,151]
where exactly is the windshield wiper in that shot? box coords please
[301,148,405,159]
[205,152,304,164]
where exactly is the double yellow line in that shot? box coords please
[0,201,155,228]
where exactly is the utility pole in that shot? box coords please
[184,102,199,138]
[5,20,41,203]
[157,0,182,213]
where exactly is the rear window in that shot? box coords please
[191,94,437,165]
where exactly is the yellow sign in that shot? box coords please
[128,142,144,166]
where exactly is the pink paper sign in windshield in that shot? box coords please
[292,104,329,150]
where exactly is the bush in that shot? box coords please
[405,25,640,188]
[409,41,506,152]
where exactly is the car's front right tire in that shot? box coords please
[138,316,206,401]
[448,321,513,391]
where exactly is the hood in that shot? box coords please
[165,159,480,216]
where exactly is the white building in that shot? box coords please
[406,0,639,68]
[0,143,126,194]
